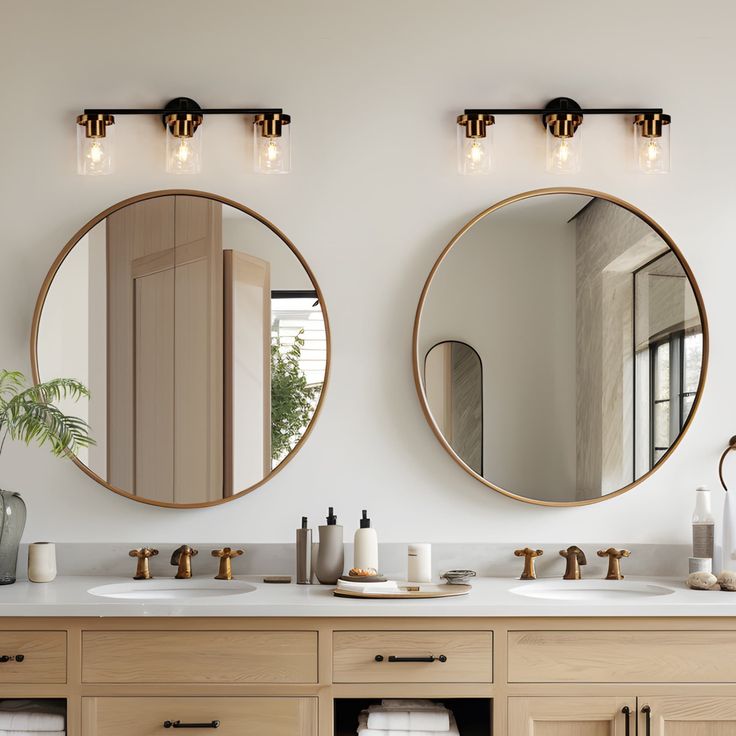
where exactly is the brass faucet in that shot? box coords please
[514,548,544,580]
[211,548,244,580]
[129,547,159,580]
[597,548,631,580]
[171,545,198,579]
[559,545,587,580]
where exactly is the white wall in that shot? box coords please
[1,0,732,543]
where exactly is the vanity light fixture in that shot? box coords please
[75,97,291,175]
[456,97,670,175]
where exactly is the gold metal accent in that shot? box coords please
[634,112,671,138]
[211,547,244,580]
[255,113,291,138]
[30,190,331,510]
[164,113,203,138]
[457,113,495,139]
[597,547,631,580]
[171,545,198,579]
[544,112,583,138]
[514,548,544,580]
[128,547,159,580]
[412,187,709,507]
[559,545,587,580]
[76,113,114,138]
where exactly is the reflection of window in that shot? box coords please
[649,330,702,466]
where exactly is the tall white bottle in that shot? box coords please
[353,510,378,571]
[693,486,715,562]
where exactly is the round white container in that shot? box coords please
[28,542,57,583]
[407,543,432,583]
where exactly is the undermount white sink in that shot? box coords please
[88,579,257,601]
[510,579,675,601]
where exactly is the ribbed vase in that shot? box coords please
[0,490,27,584]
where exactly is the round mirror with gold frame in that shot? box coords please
[413,188,708,506]
[31,190,330,508]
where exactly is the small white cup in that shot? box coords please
[407,543,432,583]
[28,542,57,583]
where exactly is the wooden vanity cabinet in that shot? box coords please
[5,617,736,736]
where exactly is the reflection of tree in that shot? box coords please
[271,331,321,463]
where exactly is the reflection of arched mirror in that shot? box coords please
[414,188,708,506]
[424,341,483,475]
[31,191,329,508]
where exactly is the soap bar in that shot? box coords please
[263,575,291,584]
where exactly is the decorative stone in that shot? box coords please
[687,571,718,590]
[717,570,736,591]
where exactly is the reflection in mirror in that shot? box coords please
[424,342,483,475]
[417,192,705,504]
[36,194,327,507]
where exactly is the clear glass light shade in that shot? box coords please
[545,127,582,174]
[457,127,492,175]
[77,124,114,175]
[254,122,291,174]
[166,128,202,174]
[635,123,670,174]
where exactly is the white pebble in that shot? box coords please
[687,571,718,590]
[717,570,736,591]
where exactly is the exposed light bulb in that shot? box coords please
[468,140,484,164]
[175,139,191,163]
[646,139,661,162]
[88,139,105,164]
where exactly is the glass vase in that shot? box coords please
[0,490,27,584]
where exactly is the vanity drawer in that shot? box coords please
[333,630,493,683]
[82,630,318,683]
[0,631,66,684]
[508,630,736,683]
[82,697,317,736]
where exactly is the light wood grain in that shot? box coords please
[509,697,634,736]
[82,696,317,736]
[333,630,492,683]
[82,630,318,684]
[641,697,736,736]
[0,631,66,684]
[509,630,736,683]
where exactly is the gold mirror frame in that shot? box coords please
[412,187,709,507]
[30,189,331,509]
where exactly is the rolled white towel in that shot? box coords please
[366,701,450,732]
[357,712,458,736]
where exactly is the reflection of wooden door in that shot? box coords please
[508,697,635,735]
[223,250,270,495]
[640,697,736,735]
[107,196,223,503]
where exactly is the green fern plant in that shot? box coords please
[0,370,94,461]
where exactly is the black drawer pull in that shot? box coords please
[374,655,447,663]
[163,721,220,729]
[641,705,651,736]
[621,706,630,736]
[0,655,24,663]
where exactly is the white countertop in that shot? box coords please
[1,575,735,617]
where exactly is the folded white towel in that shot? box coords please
[0,731,65,736]
[0,702,65,733]
[366,702,450,732]
[357,713,458,736]
[336,579,400,594]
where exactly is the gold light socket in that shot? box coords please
[544,112,583,139]
[634,112,671,138]
[457,113,495,139]
[256,113,291,138]
[165,113,203,138]
[76,113,114,138]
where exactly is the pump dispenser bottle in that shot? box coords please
[693,486,715,561]
[353,510,378,571]
[316,507,344,584]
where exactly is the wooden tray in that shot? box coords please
[333,583,472,599]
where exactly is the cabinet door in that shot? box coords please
[639,697,736,735]
[509,697,634,736]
